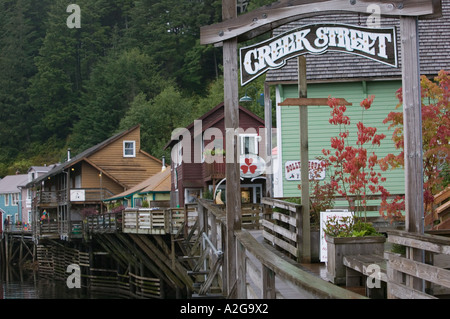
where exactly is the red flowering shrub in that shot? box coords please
[322,96,391,222]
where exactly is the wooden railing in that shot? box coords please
[261,197,311,263]
[86,212,122,233]
[385,230,450,299]
[36,188,114,205]
[195,198,365,299]
[203,161,226,180]
[122,208,186,235]
[425,186,450,230]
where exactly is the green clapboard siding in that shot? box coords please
[278,80,405,216]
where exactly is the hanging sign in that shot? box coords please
[240,23,397,85]
[240,154,266,178]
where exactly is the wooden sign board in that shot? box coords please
[240,23,397,85]
[201,0,438,45]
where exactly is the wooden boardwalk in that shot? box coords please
[247,229,323,298]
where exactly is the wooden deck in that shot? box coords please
[6,195,449,300]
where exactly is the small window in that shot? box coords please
[134,197,143,208]
[12,193,19,206]
[240,134,258,155]
[123,141,136,157]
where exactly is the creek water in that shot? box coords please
[0,267,115,299]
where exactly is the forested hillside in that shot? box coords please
[0,0,273,177]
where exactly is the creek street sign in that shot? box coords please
[240,23,397,85]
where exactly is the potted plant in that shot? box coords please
[321,96,389,284]
[323,215,385,285]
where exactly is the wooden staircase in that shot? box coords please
[425,186,450,230]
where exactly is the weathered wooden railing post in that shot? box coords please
[400,15,425,293]
[237,240,247,298]
[222,0,241,297]
[298,56,311,264]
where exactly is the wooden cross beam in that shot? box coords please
[278,98,352,107]
[200,0,439,45]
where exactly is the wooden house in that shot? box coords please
[165,102,267,207]
[21,165,57,227]
[0,174,29,230]
[104,166,171,209]
[26,125,164,241]
[264,3,450,221]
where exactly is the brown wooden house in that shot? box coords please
[26,125,163,241]
[165,102,267,207]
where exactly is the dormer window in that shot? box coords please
[123,141,136,157]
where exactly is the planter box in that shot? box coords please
[326,235,386,285]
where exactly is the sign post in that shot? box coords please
[222,0,240,297]
[200,0,441,299]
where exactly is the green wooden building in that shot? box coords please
[265,5,450,217]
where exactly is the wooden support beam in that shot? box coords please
[222,0,241,298]
[115,233,181,290]
[201,0,436,45]
[298,56,310,264]
[400,15,425,293]
[264,82,273,198]
[279,98,352,106]
[128,234,193,289]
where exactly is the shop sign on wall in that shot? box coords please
[285,160,325,181]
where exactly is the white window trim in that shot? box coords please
[123,140,136,157]
[239,133,259,155]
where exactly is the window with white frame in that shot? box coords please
[123,141,136,157]
[12,193,19,206]
[4,194,9,206]
[239,134,259,155]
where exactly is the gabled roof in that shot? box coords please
[26,125,153,188]
[105,167,171,201]
[28,165,58,174]
[265,0,450,83]
[164,102,265,149]
[0,175,29,194]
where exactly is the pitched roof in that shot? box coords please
[105,167,171,201]
[26,125,149,188]
[265,0,450,83]
[0,175,29,194]
[164,102,265,149]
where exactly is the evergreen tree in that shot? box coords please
[69,48,167,153]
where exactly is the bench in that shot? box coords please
[343,254,387,298]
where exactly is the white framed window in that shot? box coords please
[5,194,9,206]
[123,140,136,157]
[12,193,19,206]
[239,134,259,155]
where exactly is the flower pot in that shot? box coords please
[325,234,386,285]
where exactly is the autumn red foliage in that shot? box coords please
[381,70,450,224]
[322,96,391,222]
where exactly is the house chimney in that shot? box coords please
[67,148,71,161]
[161,156,166,172]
